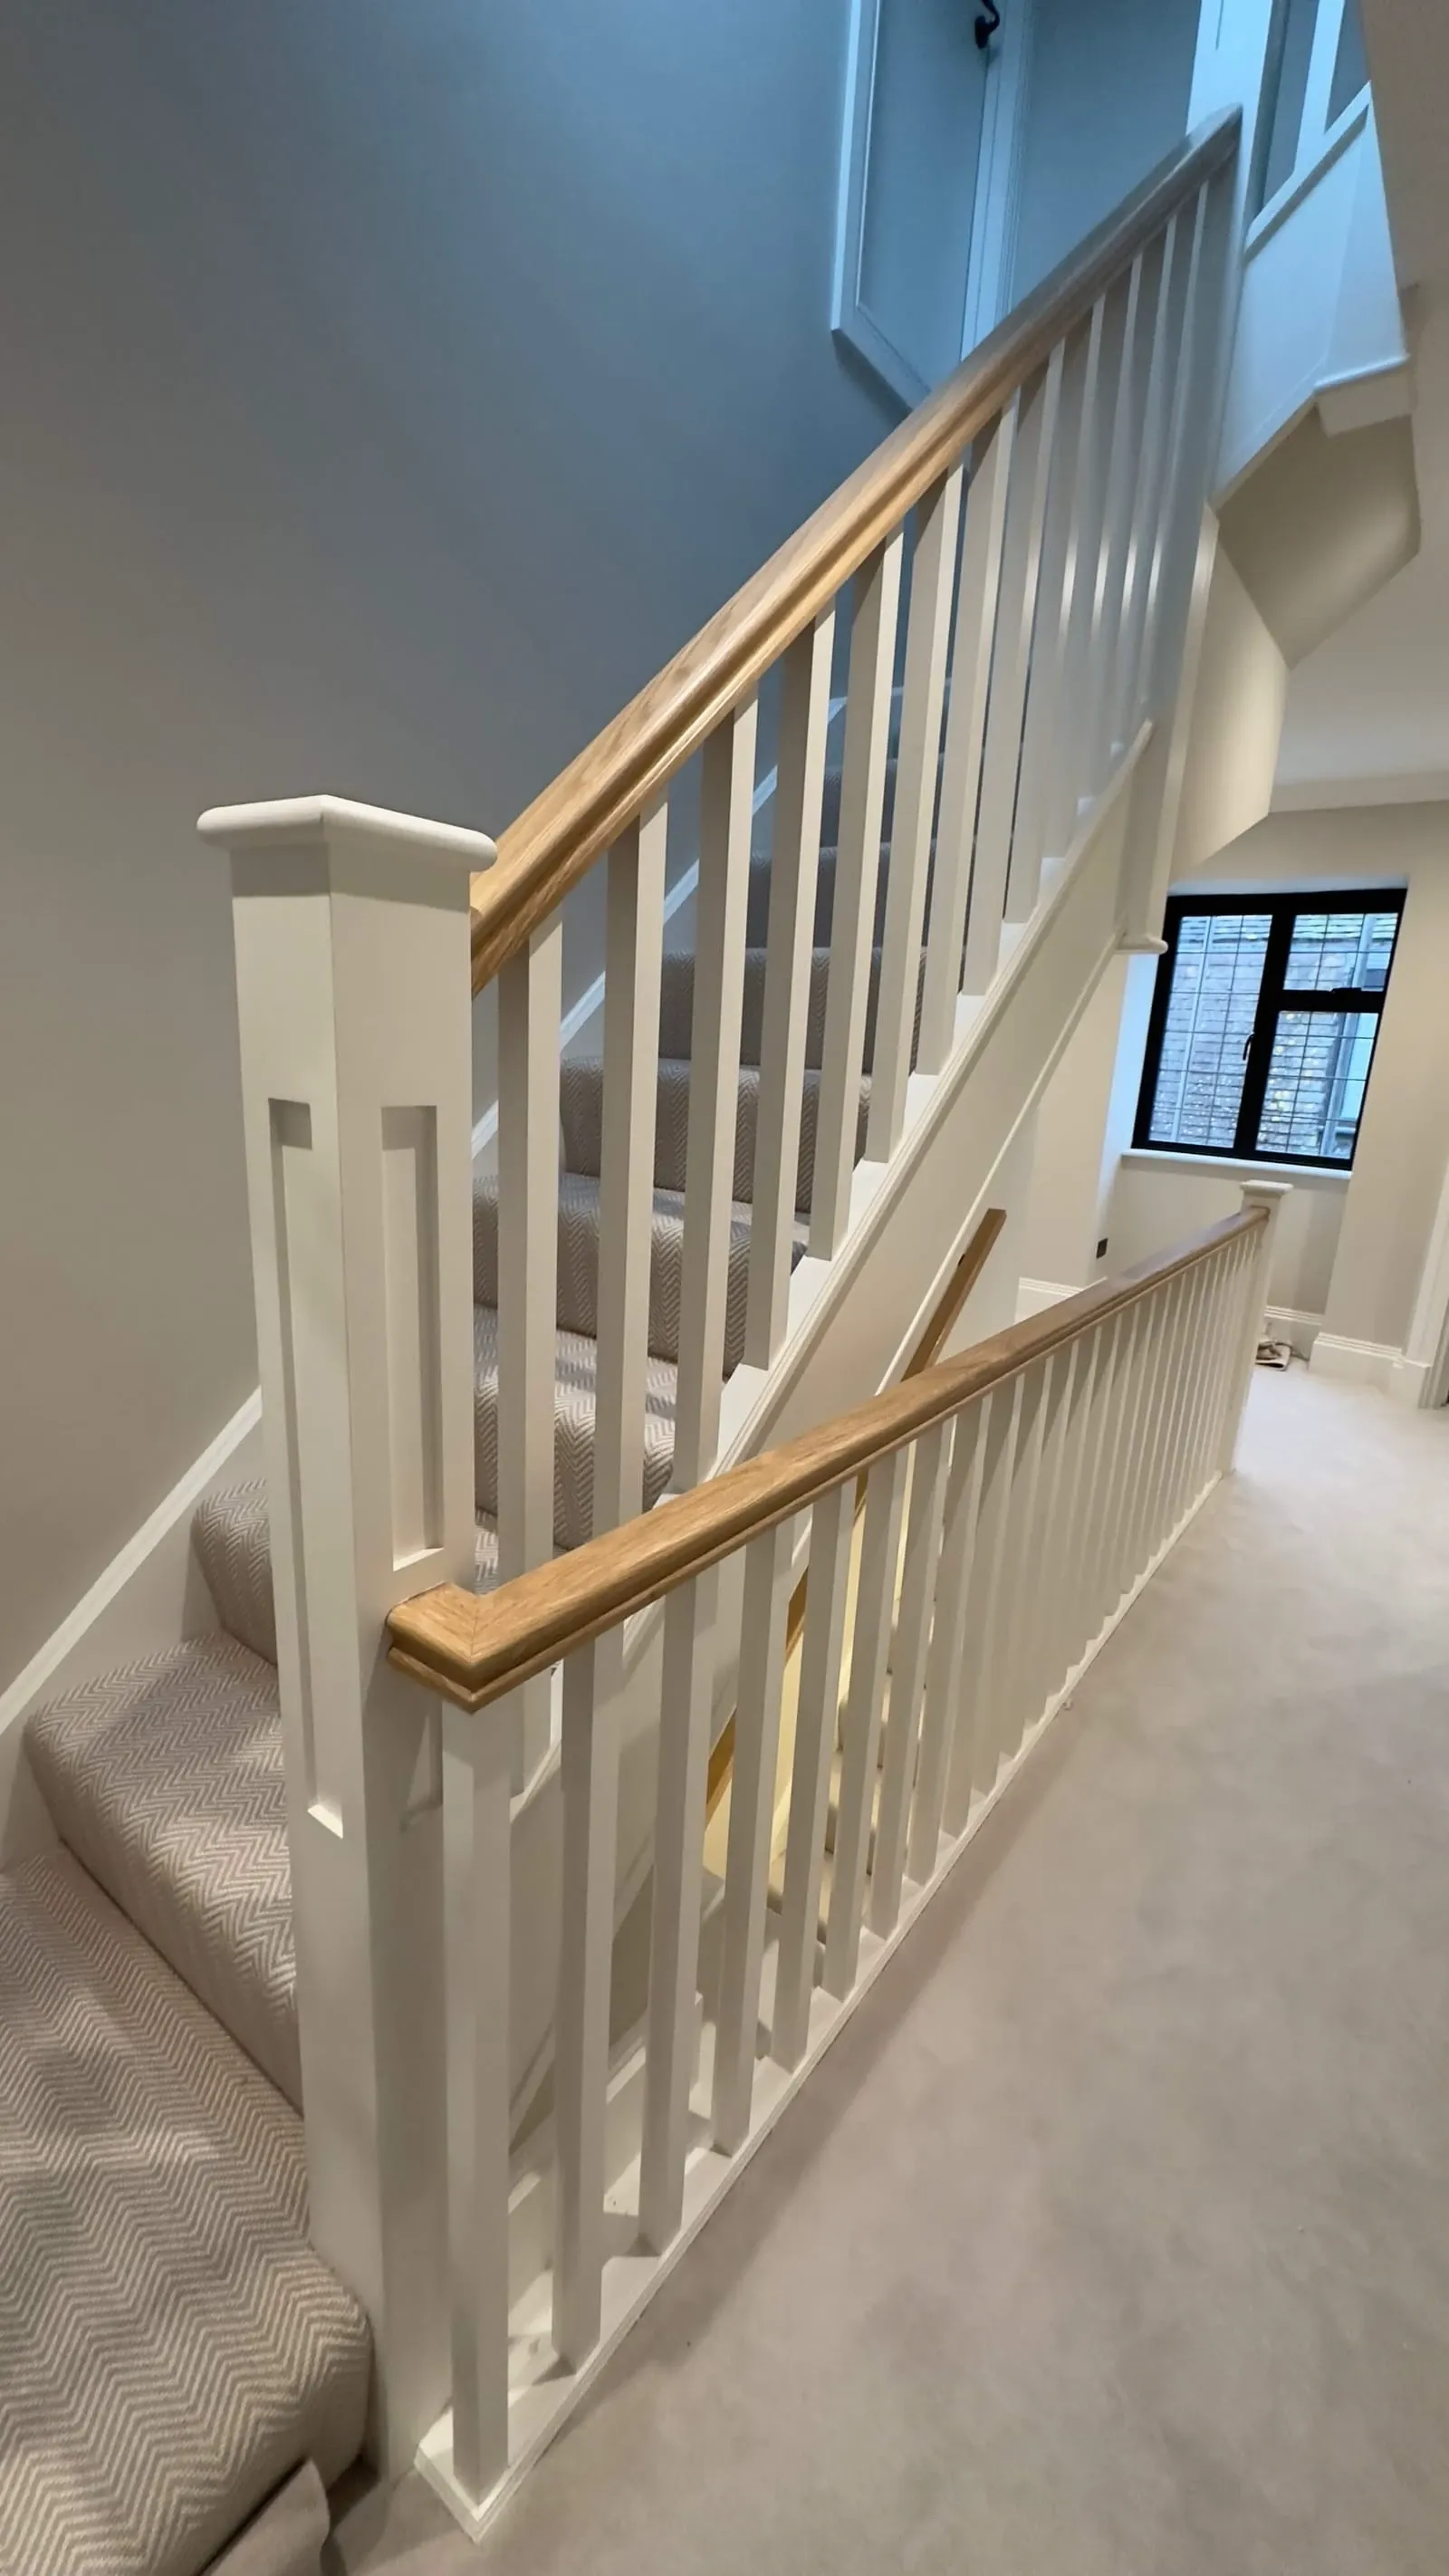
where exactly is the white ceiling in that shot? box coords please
[1274,0,1449,801]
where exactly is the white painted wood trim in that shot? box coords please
[1309,1331,1402,1390]
[831,0,1035,408]
[0,1389,265,1866]
[0,1386,264,1735]
[1015,1278,1077,1322]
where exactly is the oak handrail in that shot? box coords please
[388,1205,1264,1712]
[468,111,1239,993]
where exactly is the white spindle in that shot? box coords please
[1047,1322,1101,1690]
[870,1425,949,1936]
[951,1370,1025,1827]
[1222,1183,1290,1464]
[713,1518,796,2149]
[639,1571,719,2252]
[867,466,964,1158]
[1176,1251,1223,1510]
[963,346,1066,990]
[1068,1309,1129,1657]
[442,1698,513,2505]
[981,1355,1050,1781]
[1116,1284,1176,1584]
[1109,219,1182,755]
[1048,280,1130,856]
[1018,1338,1080,1726]
[1088,1298,1150,1620]
[206,794,485,2471]
[1157,1256,1214,1535]
[745,615,835,1365]
[1196,1241,1248,1488]
[772,1483,856,2070]
[1079,256,1146,803]
[592,803,667,1534]
[823,1449,908,1996]
[917,409,1015,1074]
[553,1641,621,2368]
[1136,187,1209,724]
[672,706,757,1488]
[907,1399,987,1881]
[1145,1273,1198,1556]
[1012,306,1106,905]
[811,537,903,1255]
[497,919,563,1784]
[1099,1293,1161,1610]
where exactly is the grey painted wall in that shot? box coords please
[0,0,895,1687]
[1012,0,1202,300]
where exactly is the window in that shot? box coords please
[1135,890,1403,1169]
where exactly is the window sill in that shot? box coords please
[1121,1149,1350,1190]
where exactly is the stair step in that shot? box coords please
[561,1056,871,1214]
[24,1635,300,2106]
[0,1847,369,2576]
[193,1480,501,1668]
[473,1168,753,1370]
[473,1302,677,1552]
[657,941,911,1079]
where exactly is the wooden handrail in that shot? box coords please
[388,1205,1264,1713]
[468,111,1239,994]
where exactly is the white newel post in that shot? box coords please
[201,794,489,2473]
[1222,1179,1290,1467]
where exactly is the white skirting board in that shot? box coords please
[0,1390,264,1864]
[1016,1277,1077,1321]
[1309,1331,1402,1392]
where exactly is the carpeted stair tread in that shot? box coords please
[474,1169,753,1370]
[0,1847,369,2576]
[561,1057,871,1215]
[24,1635,298,2106]
[194,1481,501,1665]
[473,1302,678,1551]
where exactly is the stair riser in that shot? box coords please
[561,1059,870,1214]
[473,1181,751,1369]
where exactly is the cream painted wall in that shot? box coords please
[1108,1154,1348,1324]
[1172,539,1289,879]
[0,1,897,1692]
[1018,959,1131,1292]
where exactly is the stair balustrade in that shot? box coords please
[203,106,1246,2509]
[386,1188,1286,2530]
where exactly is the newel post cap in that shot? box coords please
[197,793,496,891]
[1240,1178,1292,1212]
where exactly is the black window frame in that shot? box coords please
[1134,888,1405,1171]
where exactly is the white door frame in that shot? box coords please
[832,0,1036,409]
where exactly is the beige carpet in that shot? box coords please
[330,1365,1449,2576]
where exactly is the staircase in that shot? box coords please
[2,1493,367,2576]
[5,7,1384,2557]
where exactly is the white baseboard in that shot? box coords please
[1388,1353,1435,1408]
[1309,1331,1401,1391]
[0,1391,264,1865]
[1016,1277,1078,1322]
[1264,1302,1323,1360]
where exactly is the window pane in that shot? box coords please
[1284,908,1398,994]
[1148,912,1271,1151]
[1255,1008,1379,1163]
[1329,0,1369,125]
[1257,0,1318,207]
